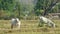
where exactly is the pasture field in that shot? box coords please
[0,20,60,34]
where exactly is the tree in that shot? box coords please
[34,0,60,16]
[0,0,17,19]
[43,0,60,16]
[14,2,21,17]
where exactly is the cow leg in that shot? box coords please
[17,23,20,29]
[11,24,13,29]
[38,21,44,27]
[46,22,52,28]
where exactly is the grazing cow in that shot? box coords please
[11,18,21,29]
[38,16,56,28]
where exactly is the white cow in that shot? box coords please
[11,18,21,29]
[38,16,56,28]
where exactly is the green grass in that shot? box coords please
[0,20,60,34]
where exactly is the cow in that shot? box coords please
[11,17,21,29]
[38,16,56,28]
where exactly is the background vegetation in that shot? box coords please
[0,0,60,20]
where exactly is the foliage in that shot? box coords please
[0,0,60,19]
[0,0,15,10]
[34,0,60,16]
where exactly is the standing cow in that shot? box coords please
[11,17,21,29]
[38,16,56,28]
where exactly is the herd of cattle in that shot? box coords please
[11,16,57,29]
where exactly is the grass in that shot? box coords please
[0,20,60,34]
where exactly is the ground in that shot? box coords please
[0,20,60,34]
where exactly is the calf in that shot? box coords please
[11,18,21,29]
[38,16,56,28]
